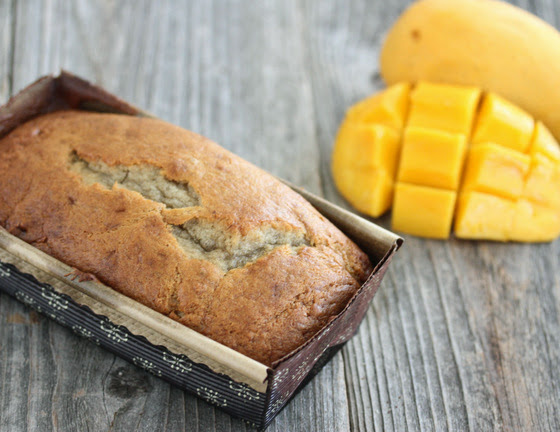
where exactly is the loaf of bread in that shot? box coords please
[0,111,372,365]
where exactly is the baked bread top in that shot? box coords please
[0,110,372,365]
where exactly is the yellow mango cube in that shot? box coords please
[462,143,530,200]
[332,121,400,218]
[407,82,481,135]
[392,182,456,239]
[511,200,560,242]
[523,153,560,210]
[454,192,515,241]
[397,127,467,190]
[472,93,534,152]
[529,122,560,162]
[332,122,354,169]
[336,123,400,176]
[336,168,394,217]
[347,83,410,130]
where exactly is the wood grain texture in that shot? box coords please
[0,0,13,99]
[1,0,560,431]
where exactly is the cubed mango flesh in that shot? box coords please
[455,192,515,241]
[407,81,481,135]
[461,143,530,200]
[398,127,467,190]
[392,183,456,239]
[511,200,560,242]
[336,124,400,174]
[346,82,410,131]
[331,81,560,242]
[472,93,534,153]
[332,121,400,217]
[530,122,560,162]
[334,168,394,218]
[523,153,560,210]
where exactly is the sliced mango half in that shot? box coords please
[332,82,560,241]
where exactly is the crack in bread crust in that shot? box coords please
[68,151,200,208]
[173,220,309,271]
[69,151,310,271]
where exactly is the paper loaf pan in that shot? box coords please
[0,72,403,430]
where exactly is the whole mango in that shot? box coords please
[332,82,560,241]
[380,0,560,141]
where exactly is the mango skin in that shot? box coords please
[380,0,560,141]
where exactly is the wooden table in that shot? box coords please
[1,1,559,430]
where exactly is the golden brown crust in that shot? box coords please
[0,111,372,365]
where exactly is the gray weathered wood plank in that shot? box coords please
[1,0,560,431]
[0,3,20,431]
[0,0,13,99]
